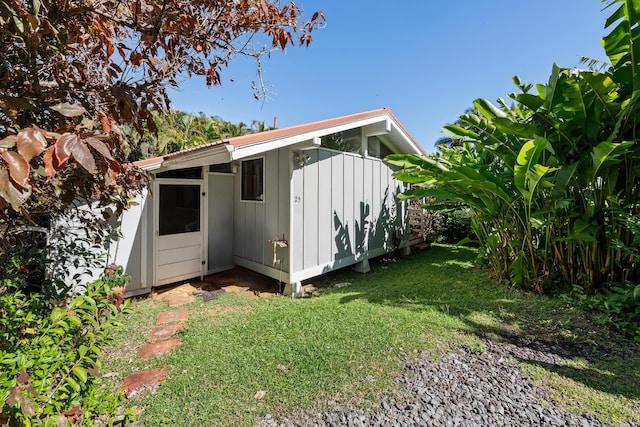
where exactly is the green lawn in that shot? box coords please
[103,245,640,426]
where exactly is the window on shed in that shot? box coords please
[241,158,264,201]
[156,167,202,179]
[209,163,233,173]
[320,129,361,154]
[368,136,394,159]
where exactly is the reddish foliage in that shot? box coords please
[0,0,324,217]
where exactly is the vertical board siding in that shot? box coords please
[330,154,345,261]
[303,150,319,269]
[352,156,365,256]
[278,148,291,272]
[233,148,291,272]
[293,148,407,275]
[255,202,265,265]
[233,171,244,258]
[369,159,379,251]
[244,203,256,261]
[318,150,333,265]
[291,156,304,272]
[262,150,278,266]
[232,146,406,280]
[264,150,279,267]
[343,155,355,255]
[125,219,142,291]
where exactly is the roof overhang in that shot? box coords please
[230,109,424,160]
[133,108,425,171]
[135,144,234,172]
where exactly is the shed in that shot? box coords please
[110,108,426,297]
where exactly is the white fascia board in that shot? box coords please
[362,119,391,137]
[154,144,235,171]
[231,116,390,160]
[389,120,423,155]
[140,162,163,172]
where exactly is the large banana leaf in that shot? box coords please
[590,140,634,179]
[514,138,557,205]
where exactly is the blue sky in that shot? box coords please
[170,1,611,153]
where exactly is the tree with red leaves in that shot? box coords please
[0,0,324,216]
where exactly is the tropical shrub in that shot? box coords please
[0,268,131,426]
[439,208,475,245]
[561,283,640,341]
[388,0,640,301]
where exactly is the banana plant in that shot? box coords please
[390,0,640,294]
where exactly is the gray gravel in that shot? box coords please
[256,338,630,427]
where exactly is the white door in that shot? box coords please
[155,180,204,286]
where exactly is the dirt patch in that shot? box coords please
[153,283,201,301]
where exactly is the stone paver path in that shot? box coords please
[149,323,184,340]
[121,292,194,398]
[121,368,168,398]
[137,338,183,360]
[156,307,189,325]
[168,294,196,307]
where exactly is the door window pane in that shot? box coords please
[159,184,201,235]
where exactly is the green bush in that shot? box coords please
[562,283,640,342]
[0,268,133,426]
[439,208,475,244]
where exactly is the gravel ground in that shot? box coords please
[256,338,633,427]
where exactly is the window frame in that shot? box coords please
[240,157,265,203]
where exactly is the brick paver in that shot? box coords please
[168,294,196,307]
[156,308,189,325]
[150,323,184,341]
[121,368,168,398]
[138,339,182,360]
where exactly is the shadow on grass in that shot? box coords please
[333,245,521,321]
[518,357,640,400]
[325,244,640,401]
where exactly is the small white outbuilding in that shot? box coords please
[109,108,426,297]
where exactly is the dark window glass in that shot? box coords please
[209,163,233,173]
[156,167,202,179]
[158,184,201,235]
[241,158,264,201]
[368,136,394,159]
[320,130,361,153]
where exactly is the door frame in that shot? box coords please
[153,174,207,286]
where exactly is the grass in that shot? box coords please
[102,245,640,426]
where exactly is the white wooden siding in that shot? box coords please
[318,150,332,266]
[330,154,345,261]
[234,148,291,273]
[290,148,407,282]
[303,150,319,269]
